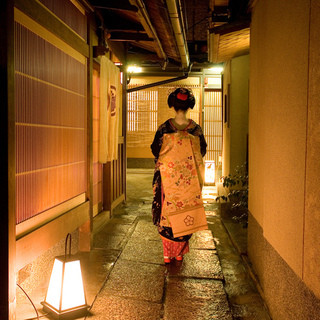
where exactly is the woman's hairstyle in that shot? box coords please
[167,87,195,111]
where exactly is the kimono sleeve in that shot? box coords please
[199,133,207,157]
[150,128,163,159]
[194,124,207,157]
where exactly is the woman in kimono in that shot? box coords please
[151,88,207,264]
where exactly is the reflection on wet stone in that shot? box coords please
[102,260,166,303]
[85,169,269,320]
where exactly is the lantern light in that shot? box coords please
[42,234,88,319]
[205,160,216,185]
[127,65,142,73]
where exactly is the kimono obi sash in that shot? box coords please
[158,131,208,237]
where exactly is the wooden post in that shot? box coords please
[0,1,16,318]
[80,12,94,252]
[122,71,128,201]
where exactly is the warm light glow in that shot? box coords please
[209,67,224,74]
[205,160,215,184]
[205,77,221,88]
[45,259,63,310]
[127,65,142,73]
[44,258,86,313]
[61,260,86,310]
[202,186,218,201]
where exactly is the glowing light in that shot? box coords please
[43,257,87,317]
[61,260,86,310]
[42,234,88,318]
[205,160,215,184]
[202,186,218,201]
[209,67,224,74]
[127,65,142,73]
[45,259,63,310]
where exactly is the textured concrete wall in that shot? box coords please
[230,55,249,174]
[249,0,320,318]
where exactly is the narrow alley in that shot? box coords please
[3,1,320,319]
[66,169,269,320]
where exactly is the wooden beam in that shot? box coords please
[209,20,251,35]
[122,69,127,203]
[108,27,144,32]
[110,31,152,41]
[91,0,138,12]
[16,202,90,271]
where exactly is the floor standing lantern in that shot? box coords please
[204,160,216,185]
[42,233,88,319]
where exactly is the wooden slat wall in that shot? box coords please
[203,89,223,177]
[127,81,202,159]
[38,0,87,41]
[127,89,158,151]
[103,141,125,212]
[15,20,87,224]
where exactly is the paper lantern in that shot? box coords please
[42,234,88,319]
[205,160,216,184]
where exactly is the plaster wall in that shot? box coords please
[249,0,320,316]
[249,0,309,277]
[222,56,249,177]
[303,0,320,300]
[230,55,249,174]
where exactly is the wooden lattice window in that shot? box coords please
[127,90,158,150]
[127,90,158,132]
[203,89,223,177]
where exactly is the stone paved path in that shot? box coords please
[83,170,232,319]
[80,169,270,320]
[16,169,270,320]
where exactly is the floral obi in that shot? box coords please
[158,131,208,237]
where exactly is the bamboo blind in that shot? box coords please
[93,68,103,213]
[203,90,222,170]
[15,21,87,224]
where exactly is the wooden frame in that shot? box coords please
[224,84,230,128]
[16,201,90,271]
[1,1,15,318]
[103,140,125,214]
[15,0,89,58]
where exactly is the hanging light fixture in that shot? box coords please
[42,234,88,319]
